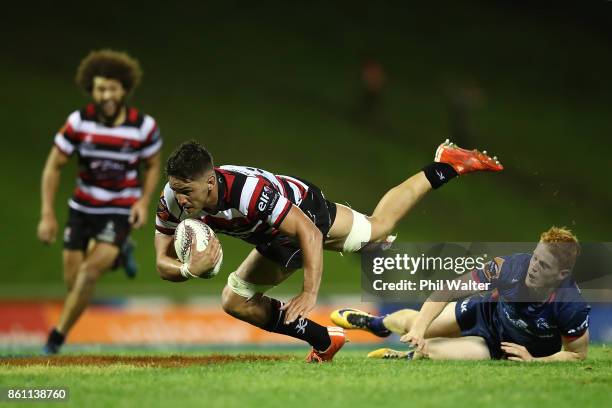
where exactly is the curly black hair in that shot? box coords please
[75,49,142,94]
[166,141,214,180]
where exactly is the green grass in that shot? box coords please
[1,346,611,408]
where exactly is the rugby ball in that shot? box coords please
[174,218,223,278]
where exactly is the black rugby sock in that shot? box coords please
[422,162,458,189]
[46,328,65,348]
[263,298,331,351]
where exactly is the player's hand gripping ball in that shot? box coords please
[174,219,223,278]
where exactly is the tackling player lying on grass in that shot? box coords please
[331,227,590,362]
[37,50,162,354]
[154,140,502,363]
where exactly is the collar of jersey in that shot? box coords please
[214,169,228,212]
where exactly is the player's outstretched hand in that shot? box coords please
[400,328,427,352]
[188,236,222,277]
[129,199,149,229]
[501,342,535,362]
[281,291,317,324]
[37,214,58,244]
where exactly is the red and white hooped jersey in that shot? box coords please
[54,104,163,215]
[155,165,310,245]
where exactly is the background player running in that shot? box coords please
[37,50,163,354]
[332,227,590,362]
[154,139,502,362]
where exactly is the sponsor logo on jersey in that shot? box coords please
[120,141,133,153]
[504,308,529,330]
[81,134,95,151]
[535,317,552,330]
[567,316,589,335]
[257,185,279,213]
[157,197,170,221]
[483,257,505,280]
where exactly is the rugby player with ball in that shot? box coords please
[154,140,502,362]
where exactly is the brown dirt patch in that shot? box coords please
[1,354,290,368]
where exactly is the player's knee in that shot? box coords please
[368,215,395,243]
[340,210,374,251]
[63,274,75,291]
[78,262,104,282]
[63,259,80,283]
[63,267,79,290]
[385,309,417,334]
[221,285,248,318]
[63,257,79,272]
[221,285,235,313]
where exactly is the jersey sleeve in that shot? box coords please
[471,255,520,289]
[557,301,590,339]
[155,183,182,235]
[239,178,292,228]
[139,115,163,159]
[53,111,80,156]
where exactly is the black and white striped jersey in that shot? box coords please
[54,104,162,215]
[155,165,311,245]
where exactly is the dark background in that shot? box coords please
[1,0,611,299]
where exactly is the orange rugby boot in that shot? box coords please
[305,327,347,363]
[435,139,503,174]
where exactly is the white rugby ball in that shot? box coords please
[174,218,223,278]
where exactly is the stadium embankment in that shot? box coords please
[3,298,612,347]
[0,297,383,346]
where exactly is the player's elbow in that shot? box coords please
[291,217,322,246]
[156,264,167,281]
[303,224,323,247]
[155,258,173,281]
[42,162,61,180]
[575,349,588,361]
[560,348,587,361]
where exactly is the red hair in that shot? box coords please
[540,226,580,269]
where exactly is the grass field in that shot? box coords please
[1,345,611,408]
